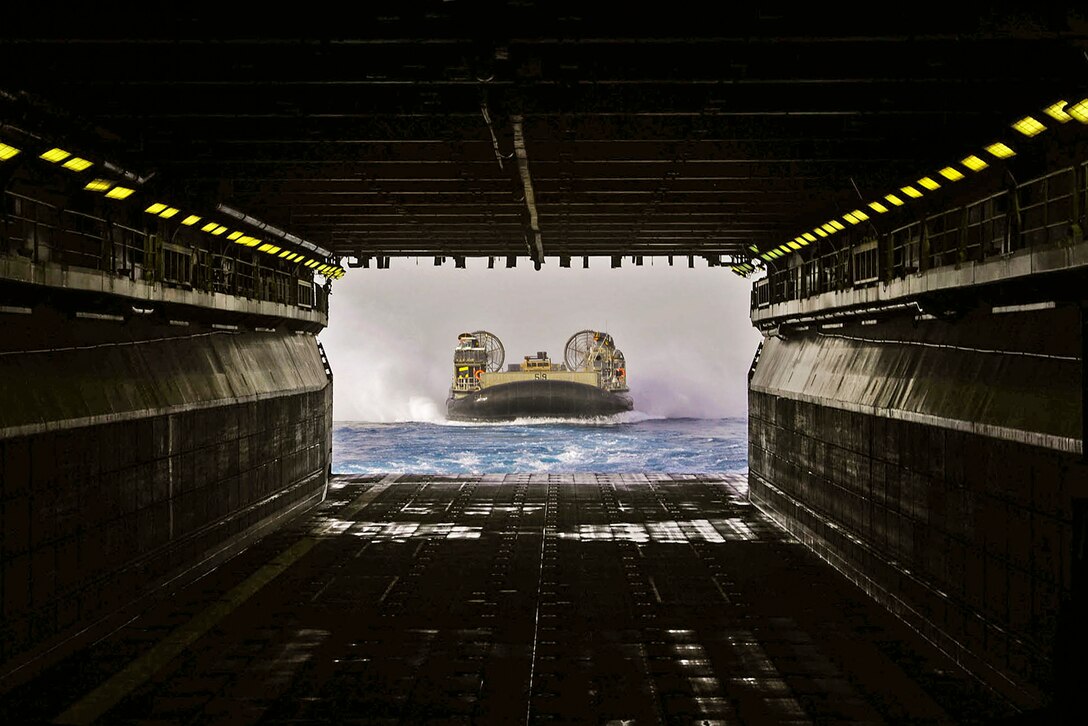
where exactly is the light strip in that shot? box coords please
[1042,101,1071,123]
[0,142,21,160]
[917,177,940,191]
[1066,99,1087,124]
[84,179,111,192]
[787,241,801,250]
[829,220,845,231]
[159,207,179,218]
[40,148,71,163]
[211,225,228,235]
[201,222,218,232]
[901,185,922,198]
[1011,116,1045,137]
[939,166,964,181]
[62,157,93,172]
[961,155,988,172]
[984,142,1016,159]
[181,215,201,226]
[227,231,243,240]
[850,209,869,221]
[105,186,134,199]
[814,227,828,238]
[145,203,167,214]
[802,232,816,242]
[869,201,889,214]
[884,194,904,206]
[216,203,333,259]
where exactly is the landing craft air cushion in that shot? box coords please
[446,330,633,421]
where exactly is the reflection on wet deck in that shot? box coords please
[1,474,1015,724]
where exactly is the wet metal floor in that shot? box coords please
[2,474,1015,724]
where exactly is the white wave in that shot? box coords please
[435,413,635,428]
[614,409,665,423]
[556,446,594,465]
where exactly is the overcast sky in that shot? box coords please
[319,258,763,422]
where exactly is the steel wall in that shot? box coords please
[748,305,1085,708]
[0,330,332,676]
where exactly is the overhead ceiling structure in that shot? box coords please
[1,5,1087,271]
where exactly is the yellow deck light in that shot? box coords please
[62,157,92,171]
[984,142,1015,159]
[105,186,134,199]
[211,225,228,235]
[0,143,21,160]
[1067,99,1088,124]
[814,227,828,238]
[1042,101,1071,123]
[961,155,988,172]
[181,215,201,226]
[851,209,869,221]
[844,213,859,224]
[820,223,835,234]
[227,231,243,240]
[939,167,964,181]
[787,241,801,250]
[159,207,179,218]
[917,177,940,191]
[1011,116,1045,137]
[40,148,71,163]
[802,232,817,242]
[884,194,904,206]
[829,220,845,231]
[145,203,168,214]
[84,179,111,192]
[201,222,218,232]
[901,186,922,198]
[869,201,889,214]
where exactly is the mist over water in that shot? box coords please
[320,260,761,423]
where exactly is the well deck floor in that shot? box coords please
[2,474,1016,724]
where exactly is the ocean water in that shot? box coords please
[332,415,747,474]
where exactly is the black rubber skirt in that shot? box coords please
[447,380,633,421]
